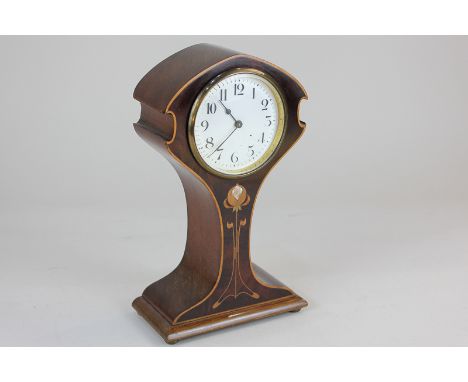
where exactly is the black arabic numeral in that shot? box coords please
[205,137,214,149]
[248,145,255,156]
[260,132,265,143]
[266,115,272,126]
[207,103,217,114]
[234,83,244,96]
[261,99,269,110]
[201,120,209,131]
[231,152,238,163]
[220,88,227,101]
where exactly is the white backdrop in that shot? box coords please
[0,36,467,345]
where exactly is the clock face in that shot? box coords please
[189,69,285,177]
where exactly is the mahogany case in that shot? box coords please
[132,44,308,344]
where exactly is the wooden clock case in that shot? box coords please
[132,43,308,344]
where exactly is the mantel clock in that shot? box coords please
[132,44,308,344]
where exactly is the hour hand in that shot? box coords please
[218,100,237,123]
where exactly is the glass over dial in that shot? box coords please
[189,69,285,176]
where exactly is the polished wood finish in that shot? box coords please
[132,44,308,343]
[134,264,307,344]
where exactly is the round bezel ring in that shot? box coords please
[188,68,287,178]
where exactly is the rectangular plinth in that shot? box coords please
[133,294,307,344]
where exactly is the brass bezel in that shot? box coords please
[188,68,287,178]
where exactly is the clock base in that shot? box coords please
[132,265,307,344]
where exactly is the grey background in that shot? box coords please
[1,36,467,346]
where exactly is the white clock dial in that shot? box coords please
[189,70,285,176]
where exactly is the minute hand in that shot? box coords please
[207,125,241,158]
